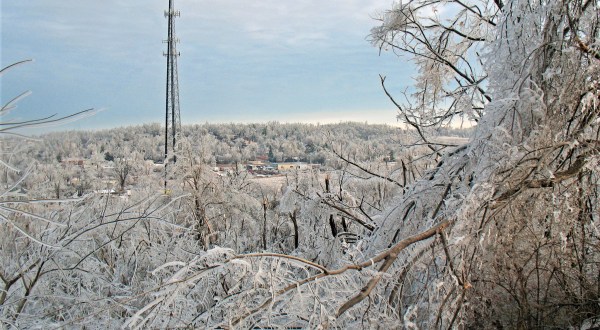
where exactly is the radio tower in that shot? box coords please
[164,0,181,189]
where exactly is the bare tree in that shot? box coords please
[370,0,499,149]
[113,155,134,193]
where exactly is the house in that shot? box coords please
[246,161,267,171]
[275,162,311,171]
[62,158,85,168]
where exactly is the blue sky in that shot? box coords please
[2,1,413,132]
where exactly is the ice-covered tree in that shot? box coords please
[121,0,599,328]
[3,0,599,327]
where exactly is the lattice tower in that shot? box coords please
[163,0,181,188]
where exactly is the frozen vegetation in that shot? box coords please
[1,0,600,328]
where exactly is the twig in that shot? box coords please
[329,146,404,188]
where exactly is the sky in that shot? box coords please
[1,1,413,132]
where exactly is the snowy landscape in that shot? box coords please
[2,0,600,329]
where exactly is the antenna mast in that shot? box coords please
[164,0,181,189]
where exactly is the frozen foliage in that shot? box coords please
[195,1,597,327]
[364,0,600,328]
[0,62,413,327]
[2,0,600,328]
[370,0,495,128]
[122,0,599,327]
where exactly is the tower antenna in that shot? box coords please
[164,0,181,190]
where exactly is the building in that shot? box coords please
[61,158,85,168]
[275,162,311,171]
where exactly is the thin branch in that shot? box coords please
[494,153,590,203]
[0,108,97,132]
[439,228,463,287]
[575,37,600,60]
[0,59,33,76]
[329,146,404,188]
[232,253,328,273]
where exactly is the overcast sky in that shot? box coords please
[2,1,413,132]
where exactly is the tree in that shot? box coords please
[361,0,600,327]
[45,164,68,199]
[113,156,134,193]
[104,151,114,162]
[370,0,497,147]
[268,145,276,162]
[0,60,116,327]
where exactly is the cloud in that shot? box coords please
[3,1,164,64]
[3,0,393,62]
[179,0,391,50]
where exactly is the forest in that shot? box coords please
[1,0,599,328]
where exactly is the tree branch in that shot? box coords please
[336,219,452,317]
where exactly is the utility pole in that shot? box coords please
[164,0,181,191]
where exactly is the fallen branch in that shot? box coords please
[336,219,452,317]
[229,219,453,326]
